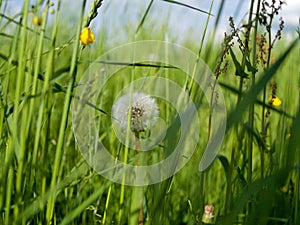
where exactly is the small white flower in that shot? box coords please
[112,92,159,132]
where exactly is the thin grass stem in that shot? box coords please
[248,0,261,186]
[225,0,255,214]
[45,0,85,222]
[12,0,30,223]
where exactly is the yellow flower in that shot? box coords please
[80,27,95,45]
[269,95,282,107]
[280,185,288,193]
[32,16,42,26]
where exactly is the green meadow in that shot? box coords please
[0,0,299,224]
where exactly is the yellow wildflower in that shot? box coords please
[80,27,95,45]
[280,185,288,193]
[269,95,281,107]
[32,16,42,26]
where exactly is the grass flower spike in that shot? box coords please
[112,92,159,133]
[80,27,95,45]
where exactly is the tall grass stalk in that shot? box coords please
[29,0,51,210]
[260,4,273,179]
[102,183,112,224]
[186,1,214,216]
[187,0,214,96]
[0,9,20,221]
[225,0,256,213]
[247,0,261,187]
[45,0,86,222]
[11,0,30,223]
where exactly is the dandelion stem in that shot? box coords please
[135,131,144,225]
[129,131,144,225]
[135,131,141,156]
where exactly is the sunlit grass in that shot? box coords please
[0,0,299,225]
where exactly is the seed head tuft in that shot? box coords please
[112,93,159,133]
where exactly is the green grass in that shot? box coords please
[0,0,299,225]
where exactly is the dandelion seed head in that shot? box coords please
[112,92,159,133]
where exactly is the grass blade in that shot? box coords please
[161,0,213,16]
